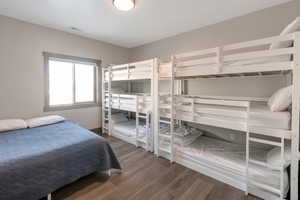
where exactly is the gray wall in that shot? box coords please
[1,1,299,129]
[130,0,300,97]
[0,15,130,129]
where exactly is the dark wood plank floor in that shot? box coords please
[53,136,259,200]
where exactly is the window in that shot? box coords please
[44,52,101,111]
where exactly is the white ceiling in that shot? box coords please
[0,0,291,48]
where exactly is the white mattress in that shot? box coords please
[175,103,291,130]
[113,120,146,138]
[177,136,289,195]
[248,104,290,129]
[160,131,202,147]
[112,120,136,137]
[111,113,129,124]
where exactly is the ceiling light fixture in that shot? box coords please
[113,0,135,11]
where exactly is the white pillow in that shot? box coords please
[0,119,27,132]
[268,85,292,112]
[267,145,291,169]
[270,17,300,50]
[26,115,65,128]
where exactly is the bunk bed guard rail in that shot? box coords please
[170,32,297,78]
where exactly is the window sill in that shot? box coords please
[44,103,100,112]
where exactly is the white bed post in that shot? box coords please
[101,68,106,135]
[280,137,285,200]
[177,79,183,128]
[170,56,175,163]
[47,193,51,200]
[146,111,150,151]
[291,31,300,200]
[108,66,112,136]
[153,58,159,155]
[136,96,139,147]
[216,46,223,73]
[245,103,250,196]
[128,77,132,120]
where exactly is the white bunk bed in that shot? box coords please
[156,30,300,200]
[102,59,159,151]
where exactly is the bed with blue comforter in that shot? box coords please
[0,120,121,200]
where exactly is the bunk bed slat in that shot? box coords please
[175,47,218,59]
[175,64,293,78]
[159,146,172,154]
[248,159,281,171]
[224,33,294,51]
[249,126,292,139]
[193,98,250,107]
[159,120,171,124]
[159,134,171,139]
[249,180,281,195]
[224,47,294,62]
[129,59,154,67]
[176,57,216,68]
[222,62,293,74]
[249,137,281,147]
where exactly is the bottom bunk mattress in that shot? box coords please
[176,136,289,196]
[113,120,136,137]
[112,120,146,137]
[112,120,147,145]
[0,121,121,200]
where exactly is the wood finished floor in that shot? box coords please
[53,136,260,200]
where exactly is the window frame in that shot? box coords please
[43,52,101,112]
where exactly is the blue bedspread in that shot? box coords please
[0,121,121,200]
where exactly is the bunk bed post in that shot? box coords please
[177,79,183,128]
[101,68,106,135]
[245,103,250,196]
[136,96,139,148]
[291,32,300,200]
[280,137,285,200]
[108,66,112,136]
[126,64,129,80]
[146,111,150,151]
[153,58,159,155]
[128,79,132,119]
[216,47,223,73]
[170,56,175,163]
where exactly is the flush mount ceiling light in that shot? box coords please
[113,0,135,11]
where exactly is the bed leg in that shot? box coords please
[47,193,52,200]
[106,170,111,176]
